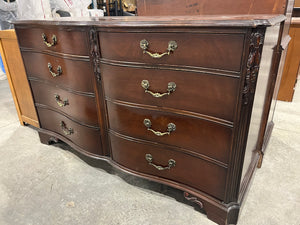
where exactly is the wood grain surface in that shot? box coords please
[0,30,39,127]
[22,51,95,94]
[110,132,227,201]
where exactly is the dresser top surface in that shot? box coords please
[14,14,286,28]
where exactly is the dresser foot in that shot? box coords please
[183,192,239,225]
[206,203,239,225]
[39,132,59,145]
[257,151,264,168]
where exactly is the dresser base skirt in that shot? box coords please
[36,125,273,225]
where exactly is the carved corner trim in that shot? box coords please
[89,28,101,83]
[183,192,204,208]
[242,29,265,105]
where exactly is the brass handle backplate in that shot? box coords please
[60,121,73,135]
[140,39,177,59]
[145,154,176,171]
[48,63,62,77]
[42,33,57,47]
[143,118,176,136]
[141,80,176,98]
[54,94,69,107]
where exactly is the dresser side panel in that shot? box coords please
[241,25,281,182]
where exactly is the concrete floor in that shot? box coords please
[0,77,299,225]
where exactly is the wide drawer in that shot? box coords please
[110,132,227,200]
[107,101,232,164]
[99,31,245,72]
[22,51,94,93]
[102,64,240,122]
[31,80,99,127]
[16,26,89,56]
[37,107,102,155]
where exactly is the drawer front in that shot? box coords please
[110,132,227,200]
[99,31,245,72]
[102,64,239,122]
[31,80,99,127]
[37,108,102,155]
[16,27,89,55]
[22,52,94,93]
[107,101,232,164]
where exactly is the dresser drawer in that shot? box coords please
[102,64,239,122]
[31,80,99,127]
[22,52,94,93]
[16,26,89,55]
[99,31,245,72]
[37,108,102,155]
[110,132,227,200]
[107,101,232,164]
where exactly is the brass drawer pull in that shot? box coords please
[48,63,62,77]
[60,121,73,135]
[145,154,176,171]
[140,39,177,59]
[54,94,69,107]
[141,80,176,98]
[42,33,57,47]
[144,118,176,136]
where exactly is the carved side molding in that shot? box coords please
[243,29,265,105]
[90,28,101,82]
[183,192,204,208]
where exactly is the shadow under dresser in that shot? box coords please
[14,15,286,225]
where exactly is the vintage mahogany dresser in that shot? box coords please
[14,15,287,225]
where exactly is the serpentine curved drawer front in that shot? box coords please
[31,80,99,127]
[99,31,245,72]
[22,51,94,93]
[14,15,286,225]
[110,132,227,201]
[107,100,232,165]
[16,27,89,56]
[101,64,240,122]
[38,107,102,155]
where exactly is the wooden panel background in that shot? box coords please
[0,30,39,127]
[277,19,300,101]
[137,0,287,16]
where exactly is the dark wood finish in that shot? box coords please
[15,26,89,56]
[89,28,110,156]
[101,64,240,122]
[107,100,232,165]
[14,24,105,160]
[14,14,287,225]
[30,79,99,127]
[0,30,39,127]
[110,131,227,200]
[14,15,286,28]
[37,107,102,155]
[22,51,95,93]
[136,0,287,16]
[99,31,245,72]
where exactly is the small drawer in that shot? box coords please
[102,64,239,122]
[37,107,102,155]
[31,80,99,127]
[110,132,227,200]
[99,31,245,72]
[22,52,94,93]
[16,26,89,56]
[107,101,232,164]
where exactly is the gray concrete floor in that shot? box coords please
[0,77,299,225]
